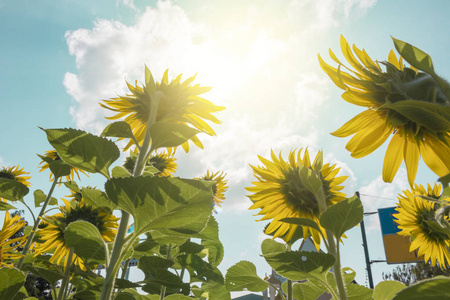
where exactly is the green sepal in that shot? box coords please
[104,176,214,236]
[0,201,16,210]
[383,100,450,132]
[144,65,157,94]
[320,194,363,240]
[33,189,58,208]
[64,220,107,265]
[41,127,120,178]
[0,267,26,299]
[423,219,450,238]
[101,121,135,140]
[82,187,117,212]
[373,280,405,300]
[298,166,322,198]
[392,37,434,74]
[225,261,268,292]
[0,179,29,201]
[149,122,201,152]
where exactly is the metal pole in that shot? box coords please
[357,191,374,289]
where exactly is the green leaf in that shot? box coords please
[292,281,328,300]
[48,159,72,179]
[42,128,120,178]
[326,267,357,292]
[101,121,135,140]
[150,122,201,151]
[105,176,214,236]
[198,216,224,267]
[24,265,63,287]
[347,283,373,300]
[320,194,363,239]
[280,217,322,233]
[0,268,26,299]
[177,254,224,284]
[392,37,434,74]
[163,295,193,300]
[374,280,406,300]
[82,187,117,212]
[0,179,29,201]
[263,250,335,282]
[384,100,450,132]
[138,256,174,280]
[115,289,158,300]
[0,201,16,210]
[260,239,287,256]
[33,189,57,208]
[439,173,450,188]
[112,166,131,178]
[201,281,231,300]
[64,220,107,265]
[64,181,81,193]
[225,261,268,292]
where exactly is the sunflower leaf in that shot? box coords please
[64,220,107,265]
[347,283,373,300]
[383,100,450,132]
[82,187,117,212]
[199,216,224,267]
[225,261,268,292]
[261,239,287,256]
[292,280,329,300]
[33,189,58,208]
[201,281,231,300]
[64,181,81,193]
[392,37,434,75]
[320,194,363,240]
[392,277,450,300]
[101,121,135,140]
[42,128,120,178]
[262,250,335,283]
[0,178,29,201]
[150,122,201,151]
[373,280,405,300]
[104,176,214,236]
[0,267,26,299]
[111,166,131,178]
[48,159,72,179]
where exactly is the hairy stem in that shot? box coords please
[327,230,347,300]
[57,247,74,300]
[17,179,59,269]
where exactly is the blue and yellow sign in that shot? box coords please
[378,207,423,264]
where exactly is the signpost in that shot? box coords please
[378,207,424,264]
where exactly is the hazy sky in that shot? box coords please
[1,0,449,294]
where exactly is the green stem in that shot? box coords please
[121,259,131,280]
[17,179,59,269]
[57,247,74,300]
[100,92,161,300]
[327,230,347,300]
[160,244,172,300]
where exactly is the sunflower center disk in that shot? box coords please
[280,168,320,216]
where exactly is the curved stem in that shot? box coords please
[17,179,59,269]
[100,92,161,300]
[57,247,74,300]
[327,230,347,300]
[20,200,36,224]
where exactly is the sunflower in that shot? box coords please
[101,67,225,152]
[246,149,347,249]
[34,199,119,270]
[0,165,31,202]
[123,150,177,177]
[394,183,450,268]
[0,165,31,187]
[38,150,89,183]
[196,170,228,210]
[0,211,27,267]
[319,35,450,186]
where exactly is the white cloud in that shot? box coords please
[359,168,409,232]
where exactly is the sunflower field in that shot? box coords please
[0,36,450,300]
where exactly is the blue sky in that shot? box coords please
[1,0,450,294]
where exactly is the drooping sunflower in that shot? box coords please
[247,149,347,249]
[0,211,27,267]
[319,35,450,186]
[0,165,31,202]
[196,170,228,210]
[38,150,89,183]
[394,183,450,268]
[34,199,119,270]
[0,165,31,187]
[123,150,177,177]
[101,67,225,152]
